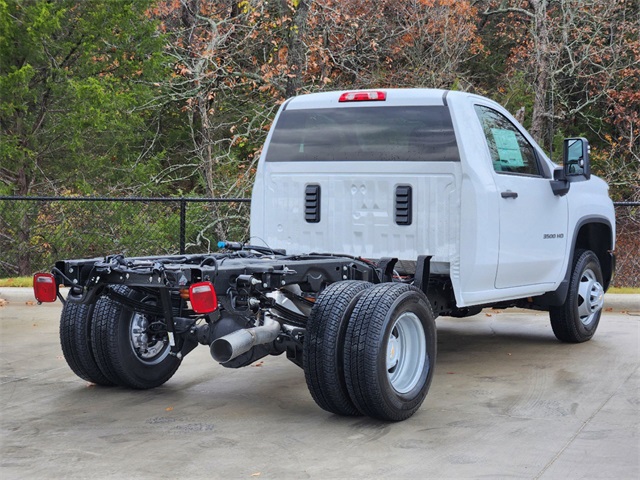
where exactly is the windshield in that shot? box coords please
[265,106,460,162]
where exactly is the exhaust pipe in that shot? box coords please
[210,316,281,363]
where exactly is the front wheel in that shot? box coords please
[549,249,605,343]
[344,283,436,421]
[91,286,181,389]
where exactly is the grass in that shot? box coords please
[0,277,33,287]
[608,286,640,294]
[1,276,638,293]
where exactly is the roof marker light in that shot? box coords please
[339,91,387,102]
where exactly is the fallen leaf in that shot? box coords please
[25,301,36,306]
[446,372,456,374]
[252,361,264,367]
[166,406,174,412]
[605,307,613,312]
[0,299,7,307]
[250,473,261,477]
[485,313,492,317]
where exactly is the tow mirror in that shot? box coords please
[550,167,570,196]
[563,137,591,179]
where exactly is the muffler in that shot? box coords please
[210,316,281,364]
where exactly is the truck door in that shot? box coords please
[474,105,568,289]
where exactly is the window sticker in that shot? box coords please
[491,128,524,168]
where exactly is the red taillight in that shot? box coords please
[33,273,57,303]
[189,282,218,314]
[339,91,387,102]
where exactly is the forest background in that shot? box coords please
[1,0,638,285]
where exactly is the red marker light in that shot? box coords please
[33,273,58,303]
[339,91,387,102]
[189,282,218,314]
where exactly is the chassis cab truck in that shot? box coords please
[36,89,615,422]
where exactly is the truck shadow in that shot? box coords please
[435,322,564,363]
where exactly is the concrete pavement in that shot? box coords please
[1,291,638,479]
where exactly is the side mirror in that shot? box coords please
[563,137,591,179]
[550,167,570,196]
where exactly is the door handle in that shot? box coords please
[501,191,518,199]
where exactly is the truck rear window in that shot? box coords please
[265,106,460,162]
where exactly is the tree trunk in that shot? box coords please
[285,0,313,98]
[528,0,550,148]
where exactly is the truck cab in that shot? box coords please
[251,89,615,311]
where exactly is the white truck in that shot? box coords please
[35,89,616,421]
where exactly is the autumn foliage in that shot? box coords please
[1,0,638,284]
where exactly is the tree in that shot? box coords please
[479,0,639,183]
[0,0,170,274]
[0,0,169,196]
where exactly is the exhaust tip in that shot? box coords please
[210,339,234,363]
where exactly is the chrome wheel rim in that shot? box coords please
[130,313,169,364]
[577,268,604,326]
[386,312,427,394]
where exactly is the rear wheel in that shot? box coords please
[91,287,181,389]
[550,249,605,343]
[304,281,372,416]
[344,283,436,421]
[59,301,115,386]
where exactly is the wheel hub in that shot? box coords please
[577,268,604,325]
[130,313,167,360]
[386,312,427,394]
[386,335,400,370]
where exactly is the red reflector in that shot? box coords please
[339,91,387,102]
[189,282,218,314]
[33,273,57,303]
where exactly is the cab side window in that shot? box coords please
[474,105,540,176]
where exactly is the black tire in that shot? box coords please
[91,286,181,389]
[59,301,115,386]
[303,281,372,416]
[344,283,436,421]
[549,249,605,343]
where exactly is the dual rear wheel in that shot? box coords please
[59,287,180,389]
[304,281,437,422]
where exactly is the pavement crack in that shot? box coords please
[533,364,639,479]
[0,367,68,385]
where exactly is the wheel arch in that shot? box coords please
[534,215,614,308]
[573,216,615,291]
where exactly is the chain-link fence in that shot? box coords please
[0,197,250,278]
[614,202,640,288]
[1,197,638,287]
